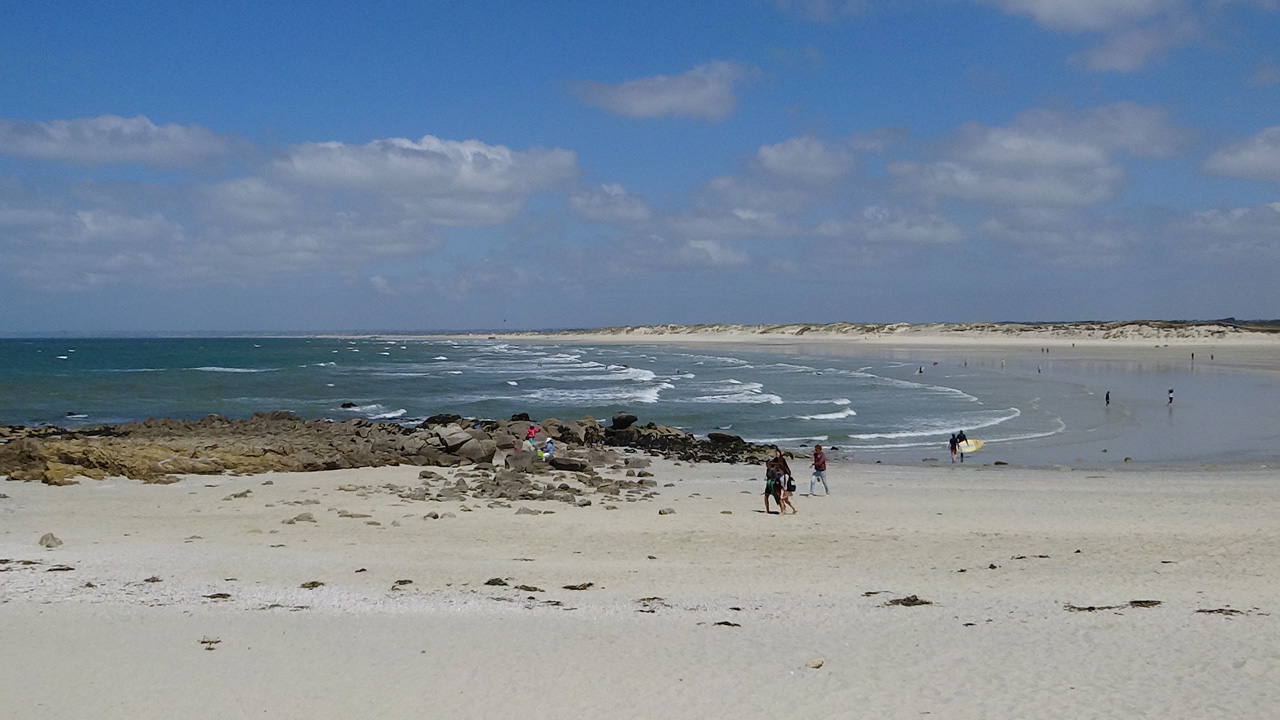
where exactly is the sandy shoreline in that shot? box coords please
[5,454,1280,718]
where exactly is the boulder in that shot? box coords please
[549,456,590,472]
[455,437,497,463]
[611,412,639,430]
[505,450,539,473]
[434,424,475,452]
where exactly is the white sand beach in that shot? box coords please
[5,457,1280,718]
[4,329,1280,719]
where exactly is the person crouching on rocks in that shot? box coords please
[543,437,555,461]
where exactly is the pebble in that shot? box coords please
[807,659,824,669]
[658,508,676,515]
[39,532,63,548]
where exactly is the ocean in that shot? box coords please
[3,336,1278,467]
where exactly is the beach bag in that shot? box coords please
[785,476,796,493]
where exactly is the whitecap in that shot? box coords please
[797,408,858,420]
[506,381,518,386]
[370,408,407,420]
[433,356,448,360]
[192,366,274,373]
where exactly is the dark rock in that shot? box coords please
[611,412,639,430]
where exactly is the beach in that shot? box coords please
[4,328,1280,718]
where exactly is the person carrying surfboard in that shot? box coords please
[956,430,968,462]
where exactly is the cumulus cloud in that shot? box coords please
[768,0,868,22]
[271,135,578,226]
[572,61,752,122]
[607,234,752,273]
[1203,126,1280,182]
[0,115,245,169]
[1252,59,1280,85]
[1172,202,1280,261]
[568,183,652,224]
[816,206,964,245]
[1070,15,1199,71]
[979,0,1177,32]
[890,103,1183,207]
[755,136,856,184]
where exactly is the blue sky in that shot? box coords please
[2,0,1278,332]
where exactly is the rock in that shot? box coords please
[549,456,590,472]
[340,402,358,409]
[611,412,638,430]
[39,532,63,548]
[515,507,540,516]
[424,511,439,519]
[300,581,325,589]
[484,577,509,586]
[658,508,676,515]
[807,659,824,669]
[563,582,594,590]
[284,512,316,524]
[505,450,539,473]
[575,498,592,507]
[707,432,746,446]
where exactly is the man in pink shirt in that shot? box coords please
[810,444,829,496]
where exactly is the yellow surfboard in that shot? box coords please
[958,439,984,454]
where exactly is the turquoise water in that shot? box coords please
[2,337,1278,467]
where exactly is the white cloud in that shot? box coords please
[1172,202,1280,260]
[679,239,752,267]
[272,135,578,226]
[817,206,964,245]
[0,115,244,169]
[1070,16,1198,71]
[756,136,855,183]
[1203,126,1280,182]
[568,183,652,224]
[890,103,1183,207]
[1251,59,1280,86]
[668,208,799,240]
[979,0,1178,32]
[572,61,751,122]
[768,0,868,22]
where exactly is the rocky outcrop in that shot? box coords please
[0,410,772,485]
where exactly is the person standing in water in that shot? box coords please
[810,444,829,495]
[1168,388,1174,405]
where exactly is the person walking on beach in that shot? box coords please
[1168,388,1174,405]
[956,430,968,462]
[949,433,959,463]
[763,458,783,514]
[773,448,798,514]
[810,444,829,495]
[1106,391,1110,407]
